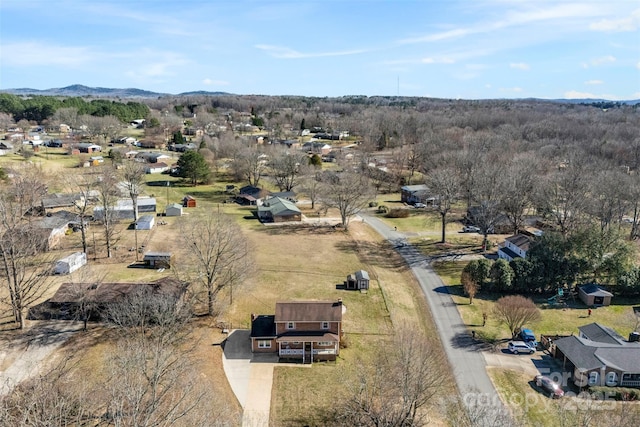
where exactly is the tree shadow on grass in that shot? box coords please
[257,223,346,236]
[334,240,409,271]
[450,330,497,352]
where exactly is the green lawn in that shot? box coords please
[432,260,640,340]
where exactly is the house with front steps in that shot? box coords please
[250,300,344,363]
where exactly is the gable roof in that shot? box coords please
[505,234,531,251]
[355,270,370,280]
[578,322,623,345]
[275,300,343,323]
[554,335,640,372]
[258,197,301,217]
[401,184,429,193]
[579,284,613,298]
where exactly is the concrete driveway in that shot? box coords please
[0,320,81,396]
[222,329,278,427]
[485,347,565,378]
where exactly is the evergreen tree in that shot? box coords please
[177,151,210,186]
[490,259,515,292]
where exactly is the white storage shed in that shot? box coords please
[54,252,87,275]
[135,215,155,230]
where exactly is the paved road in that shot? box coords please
[360,214,509,414]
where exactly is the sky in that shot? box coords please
[0,0,639,100]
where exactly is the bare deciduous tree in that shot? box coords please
[299,172,322,210]
[318,171,373,230]
[120,160,146,223]
[493,295,541,339]
[499,156,536,234]
[179,212,252,316]
[0,166,52,329]
[103,287,229,426]
[441,391,517,427]
[533,156,590,236]
[471,164,502,251]
[330,325,443,426]
[269,150,308,192]
[427,167,460,243]
[461,271,478,305]
[0,357,93,426]
[95,166,120,258]
[232,146,267,187]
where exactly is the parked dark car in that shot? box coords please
[519,328,538,349]
[535,375,564,398]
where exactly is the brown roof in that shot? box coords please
[50,277,185,304]
[275,300,343,323]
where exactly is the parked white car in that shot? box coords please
[462,225,481,233]
[507,340,535,355]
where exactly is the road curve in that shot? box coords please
[360,214,508,413]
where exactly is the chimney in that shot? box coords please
[337,298,343,305]
[251,313,256,322]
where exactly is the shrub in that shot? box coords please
[377,205,389,214]
[369,201,378,207]
[340,334,350,349]
[386,209,410,218]
[589,386,640,401]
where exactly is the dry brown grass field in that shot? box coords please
[0,153,454,425]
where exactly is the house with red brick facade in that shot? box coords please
[250,300,344,363]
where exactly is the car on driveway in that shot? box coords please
[414,202,426,208]
[507,340,535,355]
[534,375,564,398]
[462,225,481,233]
[519,328,538,349]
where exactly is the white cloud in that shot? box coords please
[123,51,189,82]
[590,55,616,66]
[637,61,640,70]
[203,78,229,86]
[589,9,640,32]
[255,44,366,59]
[421,57,455,64]
[564,90,595,99]
[510,62,530,70]
[400,28,472,44]
[564,90,620,100]
[1,41,90,67]
[584,80,603,85]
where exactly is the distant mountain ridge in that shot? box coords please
[0,85,637,104]
[0,84,231,98]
